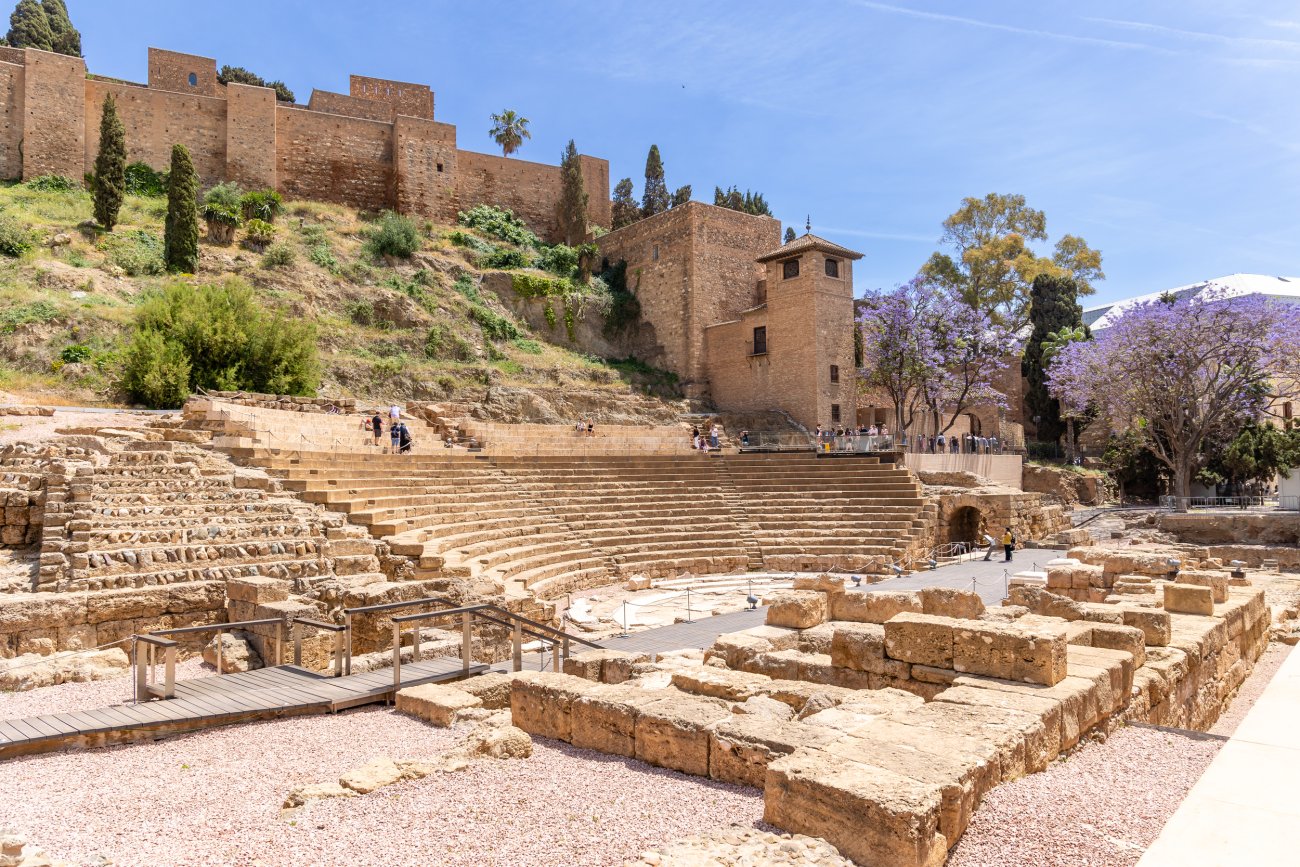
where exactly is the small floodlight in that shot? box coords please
[851,575,862,587]
[1230,560,1245,568]
[746,595,759,611]
[1166,558,1181,569]
[890,564,904,576]
[928,558,938,571]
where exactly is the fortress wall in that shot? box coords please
[22,49,85,180]
[86,79,228,187]
[275,105,394,211]
[394,115,457,221]
[577,154,612,230]
[0,61,24,180]
[457,149,568,241]
[308,88,394,123]
[225,82,277,189]
[349,74,433,120]
[147,47,221,97]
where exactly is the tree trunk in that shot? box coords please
[1065,417,1076,464]
[1173,459,1193,509]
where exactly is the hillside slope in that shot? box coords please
[0,179,681,422]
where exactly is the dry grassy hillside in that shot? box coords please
[0,178,681,422]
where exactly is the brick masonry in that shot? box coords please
[3,46,609,243]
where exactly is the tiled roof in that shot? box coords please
[756,233,864,263]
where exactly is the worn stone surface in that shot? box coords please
[1164,583,1214,616]
[829,590,922,624]
[634,692,732,776]
[883,613,957,669]
[508,671,602,742]
[829,622,887,673]
[920,587,985,620]
[456,672,513,710]
[765,591,828,630]
[395,683,482,727]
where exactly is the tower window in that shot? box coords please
[752,326,767,355]
[829,365,839,383]
[188,72,198,87]
[782,258,799,280]
[436,162,444,173]
[825,258,840,278]
[652,245,659,262]
[831,404,841,423]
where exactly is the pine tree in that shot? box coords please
[640,145,668,217]
[40,0,78,56]
[555,139,588,246]
[784,227,796,244]
[6,0,53,51]
[92,94,126,231]
[1022,274,1085,446]
[164,144,199,273]
[610,177,639,230]
[670,184,691,208]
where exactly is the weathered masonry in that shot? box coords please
[0,46,610,242]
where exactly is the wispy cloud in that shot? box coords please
[1086,16,1300,53]
[820,225,935,243]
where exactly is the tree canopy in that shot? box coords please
[784,227,797,244]
[40,0,77,55]
[488,110,530,158]
[555,139,588,246]
[641,145,669,217]
[92,93,126,231]
[610,178,639,230]
[1048,292,1300,499]
[1022,274,1087,445]
[921,192,1104,330]
[164,144,199,273]
[670,184,692,208]
[217,65,295,103]
[713,186,772,216]
[5,0,52,52]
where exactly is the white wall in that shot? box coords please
[900,453,1023,489]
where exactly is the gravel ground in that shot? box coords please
[1,658,210,722]
[0,707,762,867]
[948,642,1293,867]
[0,408,153,447]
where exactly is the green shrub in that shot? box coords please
[447,230,494,254]
[453,274,481,303]
[364,211,421,259]
[124,162,167,197]
[482,247,529,270]
[121,279,319,407]
[164,144,200,273]
[98,230,164,276]
[0,301,58,333]
[59,343,92,363]
[457,205,539,247]
[535,243,578,277]
[201,182,243,244]
[511,272,572,299]
[261,241,295,269]
[346,300,375,327]
[469,304,521,341]
[425,324,475,361]
[511,337,543,355]
[23,174,79,192]
[601,260,640,337]
[495,358,523,375]
[0,213,33,257]
[240,189,284,223]
[307,241,339,272]
[243,218,276,251]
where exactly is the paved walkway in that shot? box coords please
[1137,644,1300,866]
[854,547,1056,606]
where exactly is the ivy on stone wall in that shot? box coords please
[599,260,640,338]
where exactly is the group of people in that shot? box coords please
[915,432,1002,455]
[813,424,893,452]
[691,424,722,451]
[574,418,595,437]
[982,527,1018,562]
[361,404,413,453]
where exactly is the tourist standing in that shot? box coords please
[398,422,412,454]
[982,530,997,561]
[390,419,401,453]
[389,404,401,424]
[710,424,720,450]
[1001,527,1015,562]
[371,411,384,450]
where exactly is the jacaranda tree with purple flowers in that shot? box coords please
[857,278,1012,438]
[1048,292,1300,500]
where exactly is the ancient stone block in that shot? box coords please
[634,693,732,776]
[883,613,956,669]
[920,587,985,620]
[395,683,482,727]
[793,573,845,594]
[1120,607,1172,646]
[952,619,1068,686]
[764,748,948,867]
[1085,623,1147,668]
[829,590,922,624]
[670,667,770,702]
[765,591,827,629]
[457,672,513,709]
[1177,570,1229,604]
[795,622,838,655]
[509,671,602,742]
[709,631,773,669]
[829,622,886,673]
[562,649,625,682]
[708,715,837,788]
[570,686,665,757]
[600,651,650,684]
[1164,583,1214,616]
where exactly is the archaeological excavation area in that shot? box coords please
[1,395,1298,867]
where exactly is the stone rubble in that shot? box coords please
[624,826,853,866]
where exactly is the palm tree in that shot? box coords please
[489,110,531,158]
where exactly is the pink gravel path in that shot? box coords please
[0,707,762,867]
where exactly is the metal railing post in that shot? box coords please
[392,621,402,688]
[412,622,421,663]
[333,631,344,678]
[293,622,303,667]
[275,621,284,667]
[344,612,353,675]
[133,637,146,703]
[552,640,560,673]
[686,587,692,623]
[562,636,570,663]
[214,630,223,676]
[512,620,523,672]
[461,612,471,676]
[163,645,176,699]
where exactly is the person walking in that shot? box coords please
[371,411,384,450]
[1001,527,1015,562]
[389,418,401,454]
[397,422,412,454]
[389,404,401,424]
[982,530,997,561]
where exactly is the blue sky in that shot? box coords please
[69,1,1300,307]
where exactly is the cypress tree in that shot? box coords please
[6,0,53,51]
[1022,273,1085,445]
[92,94,126,230]
[555,139,588,246]
[40,0,78,56]
[670,184,691,208]
[784,227,796,243]
[164,144,199,273]
[640,145,668,217]
[610,178,638,230]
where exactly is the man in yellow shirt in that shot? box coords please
[1001,528,1015,562]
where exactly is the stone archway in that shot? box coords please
[946,505,983,546]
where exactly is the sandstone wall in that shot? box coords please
[349,74,433,120]
[225,82,277,189]
[307,89,394,122]
[0,60,23,179]
[393,115,457,221]
[23,49,85,180]
[275,105,394,211]
[147,48,221,97]
[86,79,228,187]
[903,453,1023,489]
[1157,512,1300,546]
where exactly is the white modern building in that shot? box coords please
[1084,273,1300,330]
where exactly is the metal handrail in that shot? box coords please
[291,617,347,677]
[132,634,178,701]
[143,617,286,682]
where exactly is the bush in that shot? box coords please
[535,243,578,277]
[482,247,529,270]
[0,301,58,333]
[0,213,32,257]
[346,300,376,327]
[164,144,200,273]
[307,241,339,272]
[240,189,284,223]
[98,230,164,276]
[364,211,421,259]
[124,162,167,197]
[469,304,521,341]
[425,324,475,361]
[121,279,319,407]
[201,182,243,245]
[510,272,572,299]
[457,205,539,247]
[453,274,481,303]
[447,230,494,254]
[59,343,92,363]
[511,337,543,355]
[260,241,296,269]
[243,218,276,251]
[23,174,79,192]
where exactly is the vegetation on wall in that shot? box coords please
[458,204,539,248]
[217,65,295,103]
[599,260,640,338]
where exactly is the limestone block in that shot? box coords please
[710,631,774,669]
[1177,570,1229,604]
[919,587,985,620]
[395,683,483,727]
[795,622,838,655]
[1066,646,1133,711]
[732,694,796,721]
[670,667,771,702]
[933,685,1063,768]
[829,622,887,673]
[339,757,406,794]
[570,685,665,757]
[464,724,533,759]
[456,672,514,710]
[709,715,837,788]
[750,649,805,682]
[1163,583,1214,616]
[634,693,732,776]
[899,699,1048,779]
[1086,623,1147,669]
[829,590,922,624]
[883,613,957,669]
[225,576,291,605]
[509,671,602,742]
[757,680,858,713]
[1120,608,1172,646]
[600,650,650,684]
[765,591,828,630]
[764,748,948,867]
[202,631,262,673]
[793,573,846,595]
[951,620,1068,686]
[562,649,630,682]
[1008,585,1084,621]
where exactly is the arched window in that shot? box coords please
[188,72,198,87]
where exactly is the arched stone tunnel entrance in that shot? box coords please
[946,505,984,547]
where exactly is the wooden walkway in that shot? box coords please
[0,656,485,761]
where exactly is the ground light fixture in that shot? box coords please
[746,594,759,610]
[850,575,862,587]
